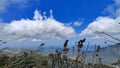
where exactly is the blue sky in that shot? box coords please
[1,0,113,30]
[0,0,120,49]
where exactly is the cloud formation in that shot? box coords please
[104,0,120,17]
[0,0,30,12]
[79,0,120,45]
[73,19,83,27]
[31,39,42,42]
[80,16,120,37]
[74,21,82,27]
[79,17,120,46]
[3,10,76,40]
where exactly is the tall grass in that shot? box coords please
[0,39,116,68]
[47,39,104,68]
[47,39,115,68]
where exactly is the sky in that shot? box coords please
[0,0,120,49]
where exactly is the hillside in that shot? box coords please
[86,43,120,64]
[99,43,120,64]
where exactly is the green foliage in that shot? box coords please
[0,39,117,68]
[94,64,115,68]
[0,54,9,67]
[117,59,120,63]
[0,51,48,68]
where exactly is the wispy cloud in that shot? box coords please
[65,22,72,27]
[31,39,42,42]
[73,21,82,27]
[0,0,30,12]
[103,0,120,17]
[73,18,83,27]
[65,18,83,27]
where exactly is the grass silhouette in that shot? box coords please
[0,39,118,68]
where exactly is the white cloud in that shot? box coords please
[65,22,72,27]
[103,0,120,17]
[80,0,120,42]
[3,10,76,40]
[80,16,120,36]
[31,39,42,42]
[79,16,120,46]
[16,38,43,42]
[0,0,29,12]
[73,18,83,27]
[74,21,82,27]
[79,0,120,46]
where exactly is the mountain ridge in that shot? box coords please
[98,43,120,64]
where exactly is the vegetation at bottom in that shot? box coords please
[0,39,119,68]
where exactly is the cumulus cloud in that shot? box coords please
[0,23,13,42]
[80,17,120,36]
[0,0,30,12]
[3,10,76,40]
[79,16,120,46]
[79,0,120,45]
